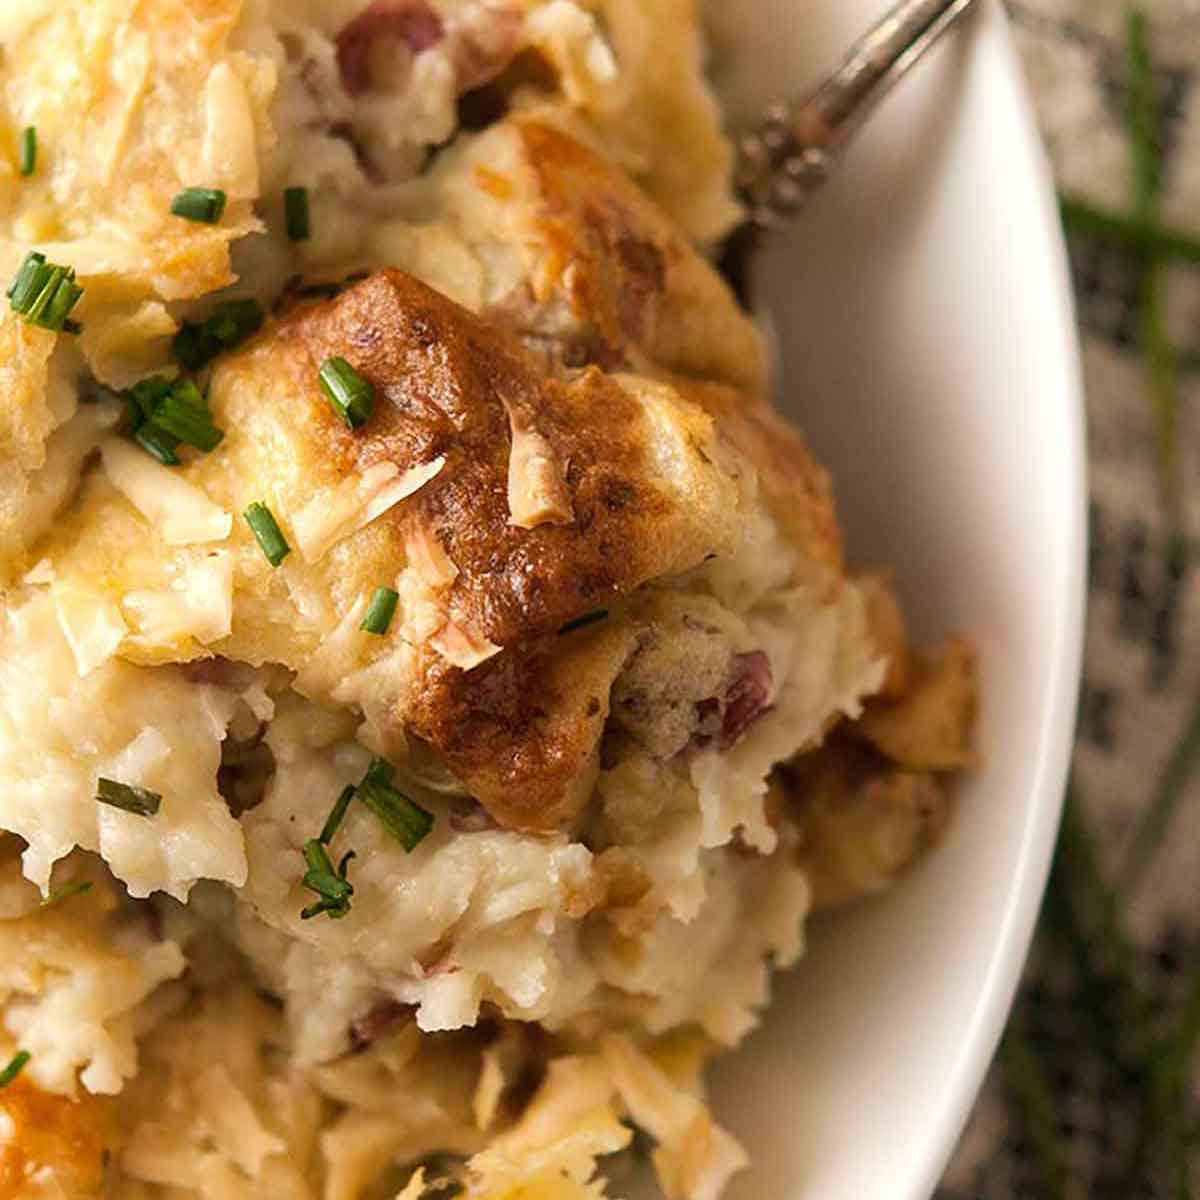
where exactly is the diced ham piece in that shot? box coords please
[336,1,523,97]
[504,400,573,529]
[336,1,446,95]
[688,652,775,754]
[719,651,774,750]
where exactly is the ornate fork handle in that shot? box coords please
[735,0,979,228]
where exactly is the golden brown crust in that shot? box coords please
[777,735,950,910]
[676,377,844,582]
[408,620,639,830]
[36,269,740,830]
[853,570,911,699]
[474,117,764,392]
[0,1079,109,1199]
[283,271,709,646]
[851,637,978,771]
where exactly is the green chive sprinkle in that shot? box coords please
[299,838,355,920]
[19,126,36,177]
[244,502,290,566]
[318,356,374,430]
[355,757,434,852]
[284,186,310,242]
[319,785,356,845]
[96,777,162,817]
[7,251,83,332]
[0,1051,29,1090]
[6,251,44,305]
[170,187,227,224]
[173,298,263,372]
[41,880,93,908]
[361,587,399,635]
[124,375,223,462]
[148,379,223,452]
[134,422,181,465]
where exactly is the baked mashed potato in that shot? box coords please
[0,2,976,1197]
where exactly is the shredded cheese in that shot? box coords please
[52,582,128,676]
[430,619,502,672]
[22,558,54,585]
[202,61,261,201]
[292,458,445,563]
[504,402,573,530]
[123,551,233,646]
[405,523,458,587]
[100,439,232,546]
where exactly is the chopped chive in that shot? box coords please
[558,609,608,635]
[284,186,310,242]
[171,323,208,371]
[172,299,263,372]
[355,756,434,852]
[24,265,77,329]
[170,187,226,224]
[318,356,374,429]
[96,777,161,817]
[319,785,356,845]
[147,379,223,452]
[41,880,93,908]
[302,840,352,899]
[127,375,173,423]
[7,252,82,332]
[299,837,354,920]
[19,126,36,177]
[6,251,45,304]
[244,502,290,566]
[361,587,399,635]
[0,1051,29,1090]
[132,420,181,466]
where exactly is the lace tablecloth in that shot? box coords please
[940,2,1200,1196]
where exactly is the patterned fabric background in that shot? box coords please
[939,2,1200,1197]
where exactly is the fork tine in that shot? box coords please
[736,0,979,228]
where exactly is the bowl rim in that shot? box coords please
[906,2,1087,1190]
[711,2,1089,1194]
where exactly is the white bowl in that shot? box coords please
[704,2,1086,1197]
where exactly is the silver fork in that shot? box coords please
[735,0,979,229]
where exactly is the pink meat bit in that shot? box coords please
[336,1,446,96]
[719,651,774,749]
[691,651,775,753]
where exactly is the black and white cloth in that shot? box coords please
[941,2,1200,1197]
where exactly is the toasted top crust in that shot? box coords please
[38,269,755,828]
[674,376,843,583]
[284,270,733,645]
[425,114,764,392]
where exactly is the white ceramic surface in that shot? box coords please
[703,2,1087,1198]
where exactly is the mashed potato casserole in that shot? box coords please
[0,3,975,1197]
